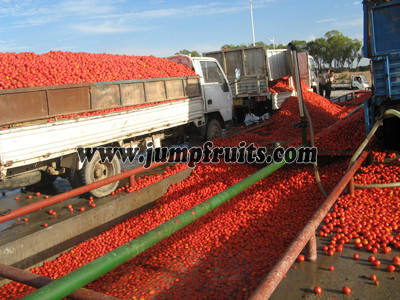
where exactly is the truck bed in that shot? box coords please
[0,97,204,171]
[0,76,201,127]
[0,77,204,173]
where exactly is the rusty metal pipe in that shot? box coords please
[250,151,368,300]
[305,234,317,262]
[349,177,355,196]
[0,161,167,223]
[129,175,135,187]
[0,264,117,300]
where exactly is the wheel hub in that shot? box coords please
[94,163,107,180]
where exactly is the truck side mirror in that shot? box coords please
[235,68,241,81]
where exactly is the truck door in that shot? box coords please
[198,60,233,121]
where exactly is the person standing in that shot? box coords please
[325,70,334,99]
[318,71,326,97]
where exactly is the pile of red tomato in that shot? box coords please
[0,51,196,90]
[315,109,365,155]
[215,87,365,154]
[2,83,399,299]
[0,158,348,299]
[269,76,294,93]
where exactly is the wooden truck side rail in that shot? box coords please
[0,76,201,127]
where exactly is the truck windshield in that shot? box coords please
[200,61,226,85]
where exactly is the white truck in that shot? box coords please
[332,75,370,90]
[203,47,318,122]
[0,56,233,197]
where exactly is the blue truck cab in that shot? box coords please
[363,0,400,147]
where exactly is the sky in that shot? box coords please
[0,0,365,57]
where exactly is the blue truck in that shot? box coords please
[363,0,400,148]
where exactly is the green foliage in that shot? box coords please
[321,30,362,69]
[220,30,362,70]
[307,38,329,70]
[174,49,200,57]
[289,40,307,52]
[220,41,286,50]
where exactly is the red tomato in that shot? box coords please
[297,254,305,263]
[314,286,322,295]
[342,286,351,295]
[387,265,395,272]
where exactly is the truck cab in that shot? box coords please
[350,75,369,90]
[191,57,233,123]
[167,55,233,138]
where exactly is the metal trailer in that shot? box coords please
[0,76,205,195]
[266,49,291,81]
[363,0,400,148]
[203,47,317,121]
[204,47,272,122]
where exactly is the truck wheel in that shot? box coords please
[80,151,121,198]
[206,119,222,140]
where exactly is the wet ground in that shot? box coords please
[271,235,400,300]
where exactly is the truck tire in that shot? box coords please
[80,151,121,198]
[206,118,222,140]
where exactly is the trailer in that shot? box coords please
[0,59,233,196]
[363,0,400,148]
[203,47,318,122]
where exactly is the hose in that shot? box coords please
[350,108,400,190]
[348,119,381,168]
[287,42,327,198]
[384,108,400,119]
[372,152,400,164]
[349,108,400,168]
[354,182,400,189]
[303,101,328,198]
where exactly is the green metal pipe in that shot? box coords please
[23,159,288,300]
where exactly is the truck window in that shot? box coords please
[200,61,226,85]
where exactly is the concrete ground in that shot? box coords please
[271,235,400,300]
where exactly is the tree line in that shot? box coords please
[175,30,363,70]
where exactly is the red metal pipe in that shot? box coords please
[0,161,167,223]
[349,177,355,196]
[305,234,317,262]
[0,263,118,300]
[129,175,135,188]
[250,151,368,300]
